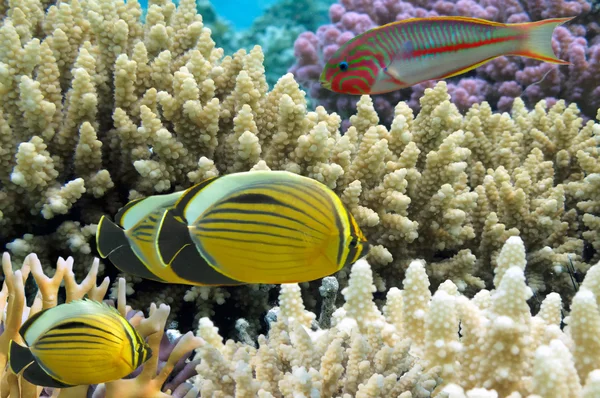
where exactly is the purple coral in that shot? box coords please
[289,0,599,126]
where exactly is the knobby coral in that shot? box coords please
[190,236,600,397]
[0,0,599,330]
[5,236,600,397]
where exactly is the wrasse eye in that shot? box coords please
[339,61,349,71]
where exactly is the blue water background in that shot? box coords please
[210,0,278,29]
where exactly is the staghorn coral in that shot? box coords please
[0,252,202,398]
[188,235,600,397]
[0,0,599,329]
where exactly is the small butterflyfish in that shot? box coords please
[96,171,370,285]
[8,299,152,388]
[320,16,574,95]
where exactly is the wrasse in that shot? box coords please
[9,300,151,388]
[320,16,574,95]
[96,171,370,285]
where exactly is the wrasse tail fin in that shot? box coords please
[514,17,575,64]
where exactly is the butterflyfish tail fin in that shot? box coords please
[515,17,574,64]
[9,340,35,375]
[157,209,192,265]
[97,215,166,282]
[96,215,129,258]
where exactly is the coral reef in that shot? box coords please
[189,236,600,396]
[5,235,600,396]
[0,0,599,333]
[0,252,201,397]
[290,0,600,126]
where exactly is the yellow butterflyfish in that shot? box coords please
[96,171,370,285]
[9,299,151,388]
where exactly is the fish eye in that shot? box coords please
[339,61,349,71]
[349,238,358,247]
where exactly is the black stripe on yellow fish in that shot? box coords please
[9,300,152,388]
[9,341,73,388]
[173,176,219,215]
[152,208,244,286]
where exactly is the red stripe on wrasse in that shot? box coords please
[515,50,570,64]
[411,35,525,58]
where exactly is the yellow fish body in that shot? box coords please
[9,299,151,388]
[96,171,370,285]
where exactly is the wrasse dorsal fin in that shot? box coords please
[8,340,36,374]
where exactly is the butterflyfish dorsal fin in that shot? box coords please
[67,298,122,318]
[117,191,185,230]
[8,340,36,374]
[114,198,144,227]
[17,308,49,343]
[96,216,166,282]
[173,176,220,217]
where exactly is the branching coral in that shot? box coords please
[0,0,599,330]
[190,236,600,397]
[0,252,202,398]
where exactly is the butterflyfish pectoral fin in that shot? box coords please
[8,340,36,374]
[96,215,166,282]
[156,209,244,286]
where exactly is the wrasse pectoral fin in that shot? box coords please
[384,40,414,84]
